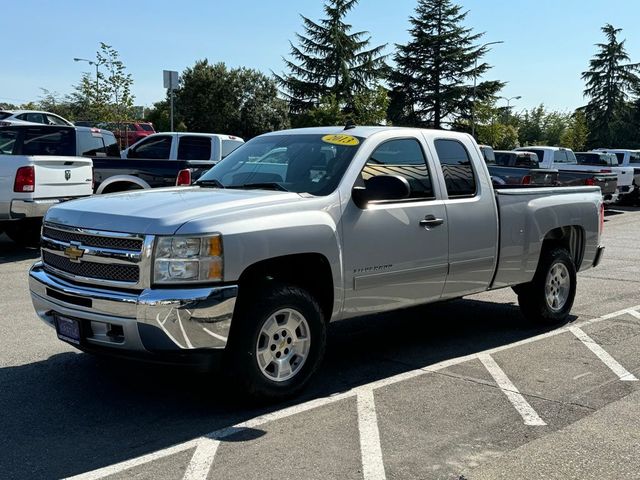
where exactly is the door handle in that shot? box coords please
[419,215,444,228]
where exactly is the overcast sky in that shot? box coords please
[3,0,640,113]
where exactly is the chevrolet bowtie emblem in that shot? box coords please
[63,245,85,262]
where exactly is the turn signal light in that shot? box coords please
[585,178,595,186]
[521,175,531,185]
[14,166,35,192]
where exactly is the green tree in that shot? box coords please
[275,0,387,124]
[474,102,519,149]
[582,24,640,148]
[560,110,589,151]
[176,60,289,138]
[68,43,135,122]
[514,105,572,147]
[388,0,504,129]
[302,86,389,126]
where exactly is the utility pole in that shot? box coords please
[471,41,504,138]
[163,70,179,131]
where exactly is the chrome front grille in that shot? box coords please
[43,251,140,282]
[42,226,143,251]
[41,223,152,288]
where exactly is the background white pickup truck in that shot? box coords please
[516,146,623,202]
[121,132,244,162]
[0,126,93,245]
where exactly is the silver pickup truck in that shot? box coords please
[29,126,605,399]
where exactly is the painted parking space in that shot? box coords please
[63,304,640,480]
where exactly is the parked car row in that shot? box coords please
[0,123,244,245]
[480,144,638,206]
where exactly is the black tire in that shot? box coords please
[225,282,326,401]
[517,247,576,324]
[5,219,42,248]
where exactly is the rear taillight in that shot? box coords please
[176,169,192,186]
[14,166,35,192]
[585,178,596,186]
[521,175,531,185]
[599,202,604,236]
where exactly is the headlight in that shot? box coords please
[153,235,223,284]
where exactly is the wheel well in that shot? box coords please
[101,182,144,194]
[237,253,334,322]
[542,226,584,269]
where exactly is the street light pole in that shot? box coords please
[73,57,100,94]
[499,95,522,109]
[471,40,504,138]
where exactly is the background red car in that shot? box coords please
[104,122,155,148]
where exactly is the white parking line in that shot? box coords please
[357,390,386,480]
[67,304,640,480]
[183,436,220,480]
[478,354,547,426]
[568,326,638,381]
[626,310,640,320]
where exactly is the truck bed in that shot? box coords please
[491,185,601,289]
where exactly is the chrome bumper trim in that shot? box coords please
[11,199,62,218]
[29,262,237,352]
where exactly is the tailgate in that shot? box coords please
[529,168,558,186]
[31,155,93,198]
[593,174,617,195]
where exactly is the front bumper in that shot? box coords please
[29,262,237,356]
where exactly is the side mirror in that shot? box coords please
[352,174,411,209]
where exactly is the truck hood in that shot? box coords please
[45,187,303,235]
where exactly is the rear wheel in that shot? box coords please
[5,219,42,248]
[225,282,326,401]
[517,247,576,324]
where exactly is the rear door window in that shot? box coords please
[19,113,46,124]
[177,136,212,160]
[103,132,120,157]
[78,131,107,156]
[630,153,640,164]
[434,139,477,197]
[127,135,172,159]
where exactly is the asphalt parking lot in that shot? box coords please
[1,206,640,480]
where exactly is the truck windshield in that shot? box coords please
[197,134,363,195]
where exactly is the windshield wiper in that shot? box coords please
[195,179,225,188]
[230,182,289,192]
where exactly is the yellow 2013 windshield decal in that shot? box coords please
[321,134,360,146]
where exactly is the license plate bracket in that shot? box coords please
[55,315,81,345]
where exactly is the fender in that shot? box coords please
[96,175,151,194]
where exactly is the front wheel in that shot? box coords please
[517,247,576,324]
[225,283,326,401]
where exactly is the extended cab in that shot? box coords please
[0,125,235,194]
[121,132,244,163]
[29,127,604,399]
[516,146,619,203]
[0,125,92,245]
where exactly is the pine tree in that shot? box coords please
[388,0,503,129]
[582,24,640,148]
[275,0,387,122]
